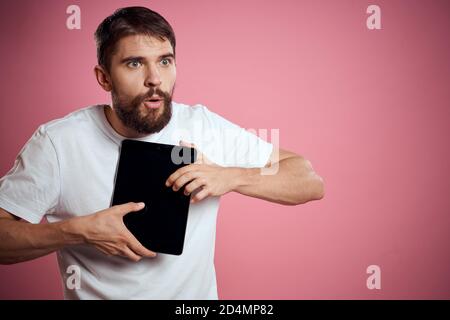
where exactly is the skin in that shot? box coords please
[96,35,176,138]
[0,34,324,265]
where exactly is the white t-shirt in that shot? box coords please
[0,102,272,300]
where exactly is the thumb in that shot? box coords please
[180,140,202,163]
[114,202,145,217]
[179,140,214,165]
[180,140,203,164]
[179,140,195,148]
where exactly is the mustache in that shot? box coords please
[139,88,171,104]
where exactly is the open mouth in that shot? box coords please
[143,97,163,109]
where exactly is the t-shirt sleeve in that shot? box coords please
[0,126,60,223]
[199,106,273,168]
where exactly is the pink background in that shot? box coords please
[1,0,449,299]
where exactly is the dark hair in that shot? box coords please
[94,6,176,70]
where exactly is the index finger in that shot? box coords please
[125,231,157,258]
[165,164,197,187]
[110,202,145,217]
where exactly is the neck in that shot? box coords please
[103,105,146,139]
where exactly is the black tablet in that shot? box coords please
[111,139,197,255]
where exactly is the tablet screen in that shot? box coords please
[111,139,197,255]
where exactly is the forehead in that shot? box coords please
[113,34,173,60]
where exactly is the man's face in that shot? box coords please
[108,34,176,134]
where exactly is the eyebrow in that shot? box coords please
[120,53,175,64]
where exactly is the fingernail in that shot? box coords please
[138,202,145,208]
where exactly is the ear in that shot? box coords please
[94,65,112,92]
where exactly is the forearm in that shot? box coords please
[231,156,324,205]
[0,217,84,264]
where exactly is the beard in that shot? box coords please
[111,86,173,135]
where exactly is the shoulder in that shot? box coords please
[35,105,100,141]
[172,101,210,120]
[171,101,234,127]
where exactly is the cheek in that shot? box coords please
[112,71,144,97]
[163,68,177,91]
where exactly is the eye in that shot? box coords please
[160,58,172,66]
[127,60,142,68]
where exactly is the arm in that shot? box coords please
[0,208,78,264]
[166,146,324,205]
[0,203,156,265]
[229,148,324,205]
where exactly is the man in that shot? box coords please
[0,7,324,299]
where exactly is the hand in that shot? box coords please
[73,202,157,261]
[165,141,237,203]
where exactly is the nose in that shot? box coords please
[145,63,162,87]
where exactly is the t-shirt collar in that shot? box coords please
[93,104,167,146]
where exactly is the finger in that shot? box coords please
[112,202,145,217]
[190,188,210,204]
[124,230,157,258]
[166,164,197,187]
[192,148,212,165]
[183,178,206,196]
[180,140,201,163]
[127,237,157,258]
[96,246,112,257]
[171,171,200,192]
[179,140,206,164]
[120,246,142,262]
[179,140,195,148]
